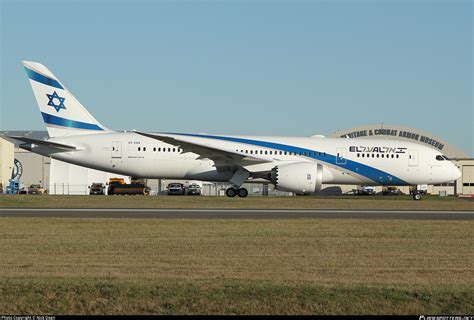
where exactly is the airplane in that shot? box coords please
[8,61,461,200]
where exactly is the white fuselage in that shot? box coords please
[39,131,460,187]
[20,61,461,192]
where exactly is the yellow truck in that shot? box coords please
[107,178,150,196]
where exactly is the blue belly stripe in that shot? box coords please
[42,113,103,131]
[163,132,409,185]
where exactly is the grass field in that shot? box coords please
[0,217,473,314]
[0,194,473,210]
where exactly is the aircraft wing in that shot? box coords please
[134,131,273,166]
[4,136,77,153]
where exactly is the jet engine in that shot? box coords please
[271,162,325,194]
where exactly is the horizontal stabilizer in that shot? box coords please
[6,136,77,153]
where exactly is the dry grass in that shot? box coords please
[0,217,473,314]
[1,278,471,315]
[0,194,473,210]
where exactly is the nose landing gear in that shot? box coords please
[413,192,422,200]
[225,187,248,198]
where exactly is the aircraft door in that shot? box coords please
[336,148,347,165]
[111,141,122,159]
[408,149,418,167]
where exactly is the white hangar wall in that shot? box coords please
[0,138,14,192]
[49,159,130,195]
[14,147,50,189]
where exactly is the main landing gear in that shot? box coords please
[226,187,248,198]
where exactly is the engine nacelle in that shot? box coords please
[271,162,325,194]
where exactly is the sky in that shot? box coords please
[1,0,472,155]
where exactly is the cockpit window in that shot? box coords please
[436,155,445,161]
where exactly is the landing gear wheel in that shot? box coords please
[237,188,248,198]
[413,193,422,201]
[226,187,237,197]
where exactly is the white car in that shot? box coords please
[357,185,375,195]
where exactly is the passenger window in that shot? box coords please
[372,154,375,158]
[357,153,360,157]
[168,148,171,152]
[158,148,161,152]
[153,147,156,152]
[138,147,141,151]
[396,154,399,158]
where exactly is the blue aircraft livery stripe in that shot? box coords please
[24,67,64,89]
[41,113,103,131]
[163,132,409,185]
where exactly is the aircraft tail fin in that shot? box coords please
[22,61,112,138]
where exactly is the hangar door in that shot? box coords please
[462,166,474,195]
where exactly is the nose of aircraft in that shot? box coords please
[451,164,462,181]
